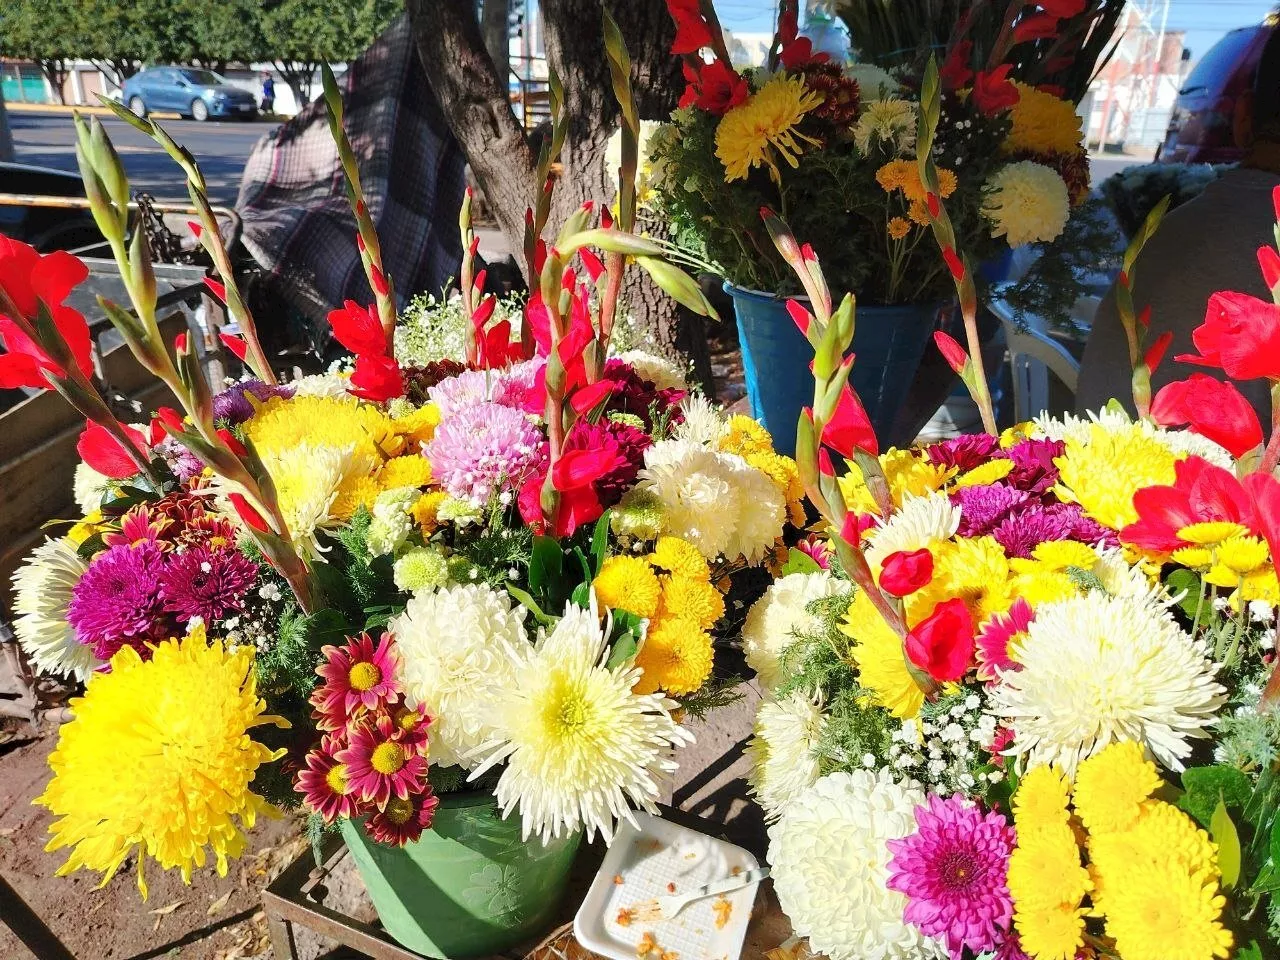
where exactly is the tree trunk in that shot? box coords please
[481,0,510,81]
[39,60,69,105]
[276,62,316,106]
[406,0,711,385]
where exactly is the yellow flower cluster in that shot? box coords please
[593,542,720,696]
[1008,743,1232,960]
[1170,523,1280,606]
[715,74,822,183]
[876,160,958,226]
[719,415,806,526]
[1053,422,1181,530]
[35,626,287,899]
[1004,82,1084,156]
[839,447,956,516]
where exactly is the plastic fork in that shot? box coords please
[626,867,770,922]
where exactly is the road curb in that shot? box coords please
[6,102,280,122]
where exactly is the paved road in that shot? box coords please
[7,109,280,206]
[1090,153,1153,186]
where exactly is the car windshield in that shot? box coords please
[180,70,226,86]
[1180,27,1260,95]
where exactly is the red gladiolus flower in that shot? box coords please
[579,248,605,284]
[1245,471,1280,574]
[227,492,271,534]
[77,420,149,479]
[779,36,829,70]
[786,299,813,336]
[971,65,1019,115]
[1274,184,1280,223]
[1151,374,1264,459]
[942,246,965,283]
[934,330,968,375]
[568,378,616,415]
[678,59,749,115]
[940,40,974,90]
[349,354,404,402]
[1176,290,1280,380]
[1037,0,1086,15]
[839,510,877,544]
[203,276,227,301]
[219,332,249,362]
[328,299,388,358]
[0,238,93,389]
[1142,330,1173,373]
[905,598,975,682]
[819,386,879,457]
[1259,246,1280,291]
[217,427,248,458]
[1121,456,1258,553]
[666,0,713,54]
[880,548,934,597]
[1013,11,1058,43]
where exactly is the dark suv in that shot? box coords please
[121,68,260,122]
[1158,24,1274,164]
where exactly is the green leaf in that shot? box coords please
[1235,941,1264,960]
[1165,567,1204,620]
[570,581,592,609]
[528,536,563,598]
[635,256,718,318]
[591,511,611,576]
[780,547,822,576]
[1269,808,1280,867]
[1210,798,1242,888]
[1180,765,1252,826]
[506,585,554,626]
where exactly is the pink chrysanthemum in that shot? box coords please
[925,433,1000,471]
[296,736,364,823]
[386,701,432,756]
[796,534,832,569]
[314,632,401,722]
[426,369,495,418]
[886,793,1015,960]
[336,713,428,807]
[67,541,176,661]
[159,545,259,623]
[493,357,547,413]
[425,401,548,505]
[103,504,173,549]
[976,598,1035,681]
[364,790,440,845]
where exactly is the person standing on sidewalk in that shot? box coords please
[260,74,276,115]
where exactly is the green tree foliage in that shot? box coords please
[260,0,401,105]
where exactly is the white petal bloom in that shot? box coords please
[253,443,375,557]
[468,599,694,843]
[365,486,418,557]
[672,394,728,446]
[1033,410,1233,469]
[863,491,962,570]
[73,462,113,515]
[768,770,946,960]
[987,591,1226,776]
[615,349,688,392]
[636,439,785,562]
[846,62,899,98]
[11,537,99,681]
[747,690,826,820]
[742,571,845,694]
[390,583,527,769]
[290,371,353,398]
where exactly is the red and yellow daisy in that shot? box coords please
[314,632,401,723]
[364,790,440,846]
[337,714,428,807]
[295,736,363,823]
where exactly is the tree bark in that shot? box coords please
[481,0,510,81]
[406,0,712,387]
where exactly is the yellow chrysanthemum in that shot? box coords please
[1011,764,1071,829]
[1009,569,1079,608]
[952,458,1015,489]
[1101,868,1233,960]
[876,159,911,192]
[840,448,954,515]
[658,574,725,629]
[244,394,393,463]
[258,444,374,555]
[1178,521,1250,546]
[1229,568,1280,604]
[983,160,1070,247]
[1005,82,1084,155]
[593,556,662,619]
[1013,903,1088,960]
[1072,740,1161,835]
[378,454,433,491]
[715,74,822,183]
[392,402,441,447]
[1008,540,1102,576]
[875,159,956,202]
[67,509,105,546]
[841,591,925,719]
[35,626,286,899]
[719,414,775,458]
[634,616,714,695]
[1054,422,1180,530]
[907,199,931,225]
[853,98,917,155]
[911,536,1012,625]
[887,216,911,240]
[1007,819,1091,913]
[746,450,806,526]
[411,490,448,536]
[1001,422,1035,448]
[1210,535,1270,574]
[649,536,711,582]
[331,475,381,521]
[1090,800,1219,893]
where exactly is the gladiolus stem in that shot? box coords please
[1260,381,1280,476]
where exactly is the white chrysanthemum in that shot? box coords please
[846,62,898,98]
[391,583,528,769]
[982,160,1070,247]
[768,771,946,960]
[635,439,785,561]
[742,572,845,694]
[988,591,1226,776]
[747,690,826,820]
[290,371,352,398]
[469,599,694,842]
[1090,545,1165,604]
[673,394,728,446]
[853,98,917,155]
[1033,409,1233,469]
[255,443,377,556]
[615,348,687,392]
[11,537,99,681]
[863,491,962,570]
[366,486,418,557]
[73,462,112,515]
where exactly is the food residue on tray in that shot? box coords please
[635,838,664,853]
[613,874,625,885]
[730,865,743,877]
[616,907,636,927]
[666,881,677,893]
[712,895,733,929]
[660,951,680,960]
[636,931,658,957]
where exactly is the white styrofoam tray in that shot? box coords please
[573,811,761,960]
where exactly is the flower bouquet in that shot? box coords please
[741,62,1280,960]
[3,32,797,957]
[650,0,1093,450]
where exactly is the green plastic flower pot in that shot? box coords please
[340,791,582,958]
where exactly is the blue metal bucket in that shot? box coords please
[725,282,944,455]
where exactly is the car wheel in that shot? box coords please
[128,96,147,118]
[191,99,209,122]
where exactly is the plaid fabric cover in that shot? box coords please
[236,14,465,338]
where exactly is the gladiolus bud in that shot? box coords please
[370,263,389,297]
[926,193,941,219]
[474,269,487,295]
[1136,305,1152,329]
[1272,184,1280,223]
[941,245,965,283]
[155,406,185,433]
[1118,269,1130,289]
[468,236,480,257]
[800,243,818,263]
[786,299,813,336]
[228,492,270,534]
[187,220,203,239]
[581,200,594,214]
[219,333,249,361]
[1259,246,1280,291]
[203,276,226,301]
[880,549,934,597]
[217,427,247,458]
[934,331,968,375]
[356,232,366,253]
[818,449,834,476]
[600,207,614,229]
[1143,330,1173,373]
[174,332,188,354]
[466,185,474,199]
[839,511,876,544]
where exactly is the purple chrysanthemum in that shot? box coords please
[157,435,204,482]
[990,501,1118,558]
[996,438,1065,494]
[212,379,293,425]
[427,370,496,419]
[562,417,651,507]
[925,433,1000,472]
[67,542,175,661]
[425,402,548,505]
[886,793,1015,960]
[952,483,1031,537]
[159,545,259,623]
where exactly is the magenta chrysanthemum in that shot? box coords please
[159,545,258,623]
[602,358,685,427]
[67,542,175,661]
[296,736,363,823]
[563,417,651,506]
[995,438,1064,494]
[425,401,547,505]
[926,433,999,471]
[989,501,1116,559]
[364,790,439,845]
[952,483,1031,537]
[976,598,1035,680]
[886,793,1015,960]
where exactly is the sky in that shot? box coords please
[716,0,1279,68]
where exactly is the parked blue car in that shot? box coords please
[121,68,259,121]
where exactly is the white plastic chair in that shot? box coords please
[987,294,1095,423]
